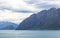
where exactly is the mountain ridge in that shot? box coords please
[0,21,18,30]
[16,8,60,30]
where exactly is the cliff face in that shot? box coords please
[16,8,60,30]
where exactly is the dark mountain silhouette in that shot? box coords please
[0,21,18,30]
[16,8,60,30]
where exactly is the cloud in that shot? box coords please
[0,0,60,13]
[25,0,60,11]
[0,7,33,13]
[0,10,33,24]
[35,3,57,9]
[0,0,60,24]
[0,0,35,24]
[0,0,37,13]
[24,0,38,4]
[13,10,33,13]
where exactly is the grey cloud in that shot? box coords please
[24,0,38,4]
[35,3,57,9]
[25,0,58,10]
[0,6,33,13]
[0,6,11,10]
[0,0,58,13]
[0,1,34,13]
[12,9,33,13]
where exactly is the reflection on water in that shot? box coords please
[0,30,60,38]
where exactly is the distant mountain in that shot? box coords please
[0,21,18,30]
[16,8,60,30]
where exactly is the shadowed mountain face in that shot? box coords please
[16,8,60,30]
[0,21,18,30]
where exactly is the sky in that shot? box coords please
[0,0,60,24]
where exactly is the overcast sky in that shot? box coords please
[0,0,60,24]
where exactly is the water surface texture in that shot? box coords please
[0,30,60,38]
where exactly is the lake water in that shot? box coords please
[0,30,60,38]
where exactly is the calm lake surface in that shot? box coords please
[0,30,60,38]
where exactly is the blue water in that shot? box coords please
[0,30,60,38]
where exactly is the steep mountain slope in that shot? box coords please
[16,8,60,30]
